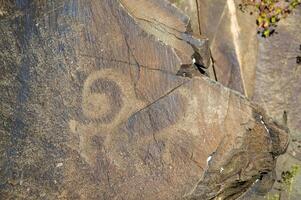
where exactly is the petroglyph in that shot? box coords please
[68,69,194,177]
[82,78,123,122]
[68,70,268,199]
[122,83,219,173]
[68,68,145,167]
[82,69,131,123]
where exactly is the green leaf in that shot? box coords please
[271,16,277,23]
[263,29,270,37]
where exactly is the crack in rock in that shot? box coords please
[119,0,212,79]
[185,106,289,200]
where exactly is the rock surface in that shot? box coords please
[0,0,289,199]
[196,0,301,199]
[168,0,201,35]
[252,8,301,200]
[196,0,258,97]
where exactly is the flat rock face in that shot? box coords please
[168,0,201,35]
[196,0,258,97]
[252,8,301,200]
[0,0,288,199]
[196,1,301,199]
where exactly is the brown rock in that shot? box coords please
[196,0,258,97]
[0,0,288,199]
[252,8,301,200]
[196,1,301,199]
[168,0,201,35]
[120,0,211,70]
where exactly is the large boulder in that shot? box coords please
[196,0,301,199]
[0,0,289,199]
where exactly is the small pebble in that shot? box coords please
[56,162,63,167]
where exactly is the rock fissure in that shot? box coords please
[185,107,289,200]
[119,0,212,78]
[0,0,291,199]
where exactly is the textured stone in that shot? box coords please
[196,0,258,97]
[196,1,301,199]
[168,0,201,35]
[0,0,289,199]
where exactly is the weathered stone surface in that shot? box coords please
[166,0,216,79]
[120,0,212,71]
[252,8,301,200]
[168,0,201,35]
[0,0,288,199]
[197,1,301,199]
[196,0,258,97]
